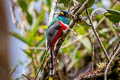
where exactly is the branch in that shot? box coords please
[75,68,105,80]
[104,46,120,80]
[85,8,110,61]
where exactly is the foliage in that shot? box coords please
[10,0,120,80]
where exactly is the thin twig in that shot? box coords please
[85,8,110,61]
[104,46,120,80]
[22,74,31,80]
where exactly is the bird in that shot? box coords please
[46,10,70,77]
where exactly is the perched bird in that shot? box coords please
[46,10,70,76]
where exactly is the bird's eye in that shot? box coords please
[60,12,64,15]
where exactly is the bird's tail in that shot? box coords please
[49,48,54,77]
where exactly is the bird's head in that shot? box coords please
[58,10,68,17]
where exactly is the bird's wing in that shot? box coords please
[46,17,58,38]
[47,21,61,48]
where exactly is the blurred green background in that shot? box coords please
[7,0,120,79]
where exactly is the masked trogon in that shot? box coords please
[46,10,70,76]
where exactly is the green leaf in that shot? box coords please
[105,9,120,23]
[11,32,32,46]
[107,9,120,15]
[26,12,33,25]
